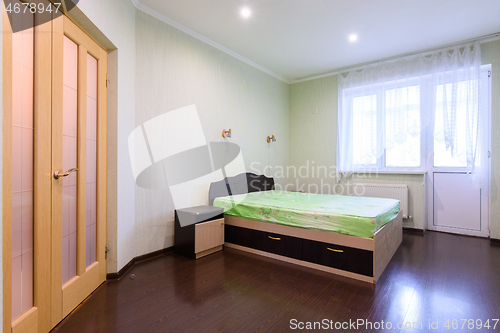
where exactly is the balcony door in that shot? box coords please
[427,68,491,237]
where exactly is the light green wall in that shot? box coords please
[132,10,290,260]
[481,40,500,239]
[290,40,500,235]
[289,76,337,180]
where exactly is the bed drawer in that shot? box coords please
[225,224,262,249]
[302,239,373,277]
[225,225,302,260]
[260,231,302,260]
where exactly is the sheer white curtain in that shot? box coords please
[336,42,484,187]
[432,42,484,187]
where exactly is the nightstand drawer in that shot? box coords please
[195,218,225,254]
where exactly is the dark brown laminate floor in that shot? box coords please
[52,231,500,333]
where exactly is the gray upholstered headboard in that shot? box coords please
[208,173,275,206]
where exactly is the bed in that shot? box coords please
[209,173,402,284]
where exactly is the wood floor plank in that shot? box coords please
[51,231,500,333]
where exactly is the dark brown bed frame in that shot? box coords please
[208,172,275,206]
[209,173,402,284]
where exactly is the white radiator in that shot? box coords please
[352,183,409,218]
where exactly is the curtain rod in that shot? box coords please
[292,32,500,84]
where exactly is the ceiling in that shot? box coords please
[136,0,500,82]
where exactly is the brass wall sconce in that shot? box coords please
[222,129,232,138]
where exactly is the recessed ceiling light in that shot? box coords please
[241,7,251,18]
[349,34,358,42]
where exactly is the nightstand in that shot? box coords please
[174,206,225,259]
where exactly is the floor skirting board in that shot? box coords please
[403,227,425,234]
[106,246,174,281]
[490,238,500,246]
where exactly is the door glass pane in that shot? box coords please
[11,2,34,322]
[86,54,97,268]
[62,36,78,285]
[434,83,468,168]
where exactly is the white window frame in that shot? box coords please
[351,78,427,173]
[351,65,490,174]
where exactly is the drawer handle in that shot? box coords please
[221,221,224,225]
[268,236,281,241]
[327,247,344,253]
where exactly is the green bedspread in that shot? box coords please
[213,191,400,239]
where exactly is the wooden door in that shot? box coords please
[3,1,52,332]
[3,4,108,332]
[50,14,108,325]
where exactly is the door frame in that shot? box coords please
[426,65,492,237]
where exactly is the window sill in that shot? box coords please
[354,170,427,175]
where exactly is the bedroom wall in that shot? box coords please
[75,5,289,270]
[481,40,500,240]
[289,40,500,235]
[131,10,289,267]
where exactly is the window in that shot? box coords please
[349,74,485,172]
[338,43,486,185]
[352,94,377,166]
[351,84,423,170]
[385,86,421,168]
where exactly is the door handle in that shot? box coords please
[327,247,343,253]
[54,168,78,180]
